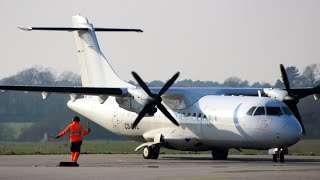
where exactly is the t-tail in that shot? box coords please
[19,15,142,88]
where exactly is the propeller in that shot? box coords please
[131,71,180,129]
[280,64,306,134]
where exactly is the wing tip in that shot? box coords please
[18,27,32,31]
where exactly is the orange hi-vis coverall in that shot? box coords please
[58,121,90,162]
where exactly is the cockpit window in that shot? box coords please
[246,106,256,115]
[266,107,283,116]
[281,107,293,116]
[253,107,265,116]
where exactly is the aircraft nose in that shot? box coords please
[280,117,303,146]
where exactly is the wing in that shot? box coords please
[0,85,264,109]
[0,85,128,103]
[290,85,320,99]
[1,85,319,108]
[150,87,268,110]
[153,86,320,110]
[0,86,126,95]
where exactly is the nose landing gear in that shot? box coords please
[269,147,288,163]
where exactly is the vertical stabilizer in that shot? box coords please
[72,15,134,88]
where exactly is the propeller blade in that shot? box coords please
[132,71,153,97]
[158,72,180,96]
[132,103,152,129]
[280,64,291,93]
[157,103,180,126]
[288,104,306,135]
[131,71,180,127]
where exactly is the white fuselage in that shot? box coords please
[68,95,302,151]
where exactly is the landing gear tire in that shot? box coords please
[273,154,278,162]
[271,148,287,163]
[143,146,152,159]
[212,149,229,160]
[142,146,160,159]
[151,146,160,159]
[279,152,285,163]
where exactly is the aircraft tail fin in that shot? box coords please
[19,15,142,88]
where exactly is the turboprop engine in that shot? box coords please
[116,88,157,115]
[115,71,181,129]
[263,88,289,101]
[117,71,180,129]
[263,64,313,134]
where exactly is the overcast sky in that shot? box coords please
[0,0,319,84]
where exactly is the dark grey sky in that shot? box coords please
[1,0,319,84]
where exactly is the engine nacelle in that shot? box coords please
[116,88,154,115]
[116,96,145,113]
[263,88,288,101]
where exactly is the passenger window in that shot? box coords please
[266,107,283,116]
[246,106,256,116]
[253,107,265,116]
[204,115,207,119]
[281,107,293,116]
[193,113,197,120]
[198,113,202,120]
[187,113,191,118]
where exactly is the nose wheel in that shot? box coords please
[270,148,287,163]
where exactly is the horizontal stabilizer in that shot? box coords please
[18,27,143,32]
[95,28,142,32]
[18,27,88,31]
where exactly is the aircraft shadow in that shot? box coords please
[160,155,320,163]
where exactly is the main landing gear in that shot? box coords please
[212,148,229,160]
[269,148,288,163]
[142,145,160,159]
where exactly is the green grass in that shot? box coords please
[0,122,34,141]
[3,123,33,138]
[286,139,320,156]
[0,140,320,155]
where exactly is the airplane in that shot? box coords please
[1,15,320,163]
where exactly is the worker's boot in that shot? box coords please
[74,152,80,163]
[71,152,76,162]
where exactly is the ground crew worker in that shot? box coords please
[55,116,90,163]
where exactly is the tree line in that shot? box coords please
[132,64,319,88]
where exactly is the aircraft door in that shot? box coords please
[202,108,217,139]
[112,110,120,133]
[190,112,202,137]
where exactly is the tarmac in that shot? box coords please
[0,154,319,180]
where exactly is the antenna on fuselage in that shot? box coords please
[258,90,262,98]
